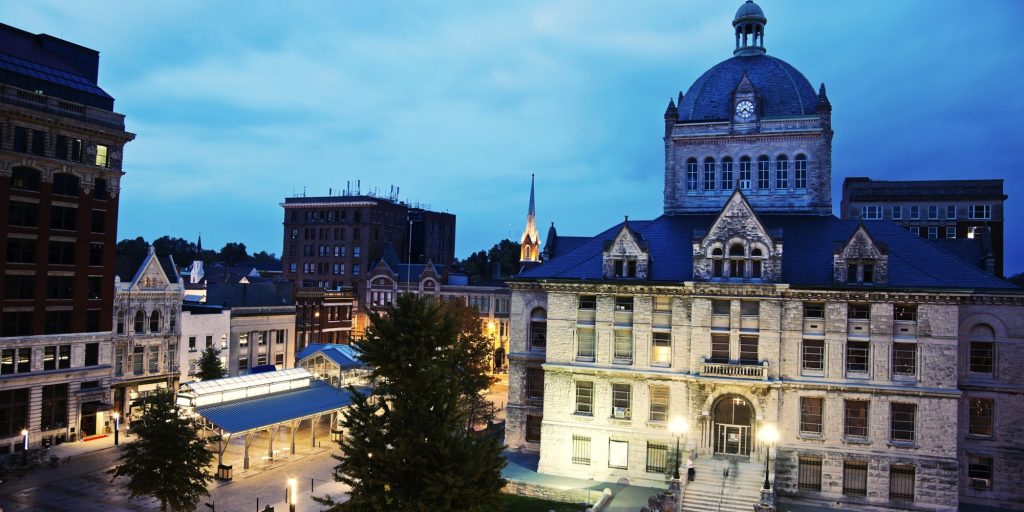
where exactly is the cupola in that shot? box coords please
[733,1,767,56]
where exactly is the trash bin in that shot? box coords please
[331,429,344,442]
[688,467,696,481]
[217,463,233,480]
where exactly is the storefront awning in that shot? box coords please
[80,401,116,413]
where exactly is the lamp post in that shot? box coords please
[313,309,321,344]
[21,429,28,465]
[757,423,779,491]
[112,412,120,446]
[287,476,297,512]
[669,418,688,480]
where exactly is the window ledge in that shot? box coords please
[650,362,671,368]
[798,432,824,441]
[572,412,594,420]
[845,372,870,379]
[575,357,596,363]
[965,434,994,441]
[612,359,634,366]
[800,370,825,377]
[888,440,916,449]
[842,437,870,445]
[608,417,632,425]
[646,421,667,429]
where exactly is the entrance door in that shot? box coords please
[712,395,753,456]
[80,412,97,437]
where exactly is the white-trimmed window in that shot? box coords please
[861,205,882,220]
[686,159,699,191]
[794,154,807,189]
[946,226,956,239]
[613,330,633,364]
[704,158,716,190]
[651,332,671,366]
[611,383,631,419]
[649,385,669,422]
[927,226,938,240]
[946,205,957,219]
[970,204,992,220]
[910,205,920,219]
[910,226,920,237]
[928,205,938,220]
[757,156,771,188]
[739,157,752,189]
[892,206,902,220]
[775,155,789,188]
[575,381,594,415]
[576,328,595,361]
[721,157,734,189]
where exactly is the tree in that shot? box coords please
[116,236,149,263]
[195,346,226,381]
[218,242,249,265]
[153,236,199,266]
[455,239,521,284]
[320,294,506,511]
[108,390,213,512]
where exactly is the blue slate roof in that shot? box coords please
[677,54,818,122]
[196,380,357,434]
[296,343,364,369]
[518,215,1017,291]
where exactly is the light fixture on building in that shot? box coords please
[757,423,779,490]
[669,418,688,480]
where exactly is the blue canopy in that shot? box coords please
[196,380,358,434]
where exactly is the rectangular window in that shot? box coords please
[87,276,102,300]
[686,161,698,191]
[611,383,631,419]
[844,400,869,438]
[798,457,823,491]
[910,205,920,219]
[575,381,593,415]
[613,329,633,364]
[188,336,197,351]
[946,205,957,219]
[848,303,871,320]
[46,276,73,299]
[739,159,752,188]
[31,129,45,155]
[804,302,825,318]
[969,342,993,374]
[525,415,542,443]
[4,274,35,300]
[646,442,668,474]
[890,403,916,442]
[132,346,144,375]
[40,383,68,430]
[889,465,915,501]
[526,367,544,400]
[863,264,874,282]
[969,205,991,220]
[576,328,595,361]
[649,385,669,422]
[843,461,868,496]
[44,310,71,334]
[13,126,28,153]
[11,349,27,373]
[740,301,759,316]
[95,144,109,167]
[968,456,992,488]
[0,389,29,437]
[946,226,956,239]
[969,398,993,437]
[722,159,734,189]
[861,205,882,220]
[910,225,920,237]
[58,344,70,369]
[894,304,917,321]
[239,333,249,347]
[608,440,628,469]
[892,206,902,220]
[578,295,597,310]
[85,343,99,366]
[739,336,758,363]
[148,345,159,373]
[651,332,671,366]
[794,156,807,189]
[711,334,730,362]
[50,205,77,230]
[712,299,731,316]
[9,201,38,227]
[846,341,870,374]
[757,159,771,188]
[776,158,789,188]
[572,436,591,465]
[614,297,634,312]
[2,312,33,337]
[800,397,823,434]
[802,339,824,372]
[653,295,672,312]
[927,226,938,240]
[48,241,76,265]
[115,348,124,377]
[44,345,57,370]
[928,205,938,219]
[239,357,249,371]
[704,161,716,190]
[892,343,917,376]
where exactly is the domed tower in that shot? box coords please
[664,0,833,215]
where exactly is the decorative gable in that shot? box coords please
[133,249,170,290]
[602,218,650,280]
[693,189,782,282]
[834,224,888,285]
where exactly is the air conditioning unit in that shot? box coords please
[613,407,630,419]
[970,478,990,490]
[739,180,751,189]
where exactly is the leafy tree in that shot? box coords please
[456,239,521,284]
[319,294,506,511]
[108,390,213,512]
[250,250,281,267]
[153,236,200,266]
[116,236,150,262]
[218,242,249,265]
[195,346,226,381]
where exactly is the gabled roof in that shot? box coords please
[296,343,365,369]
[517,214,1017,290]
[115,248,179,286]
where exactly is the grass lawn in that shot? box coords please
[502,493,586,512]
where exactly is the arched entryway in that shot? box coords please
[712,395,753,456]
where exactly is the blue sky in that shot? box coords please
[5,1,1023,275]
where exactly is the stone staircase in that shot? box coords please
[680,457,766,512]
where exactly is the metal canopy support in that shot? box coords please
[267,425,281,461]
[217,430,232,466]
[311,413,324,447]
[243,432,257,470]
[290,421,297,455]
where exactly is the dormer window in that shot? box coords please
[712,247,724,277]
[729,244,745,277]
[751,248,763,278]
[613,259,638,278]
[846,260,875,284]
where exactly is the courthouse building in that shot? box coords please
[505,3,1023,511]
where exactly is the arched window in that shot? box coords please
[703,157,716,190]
[728,243,745,277]
[529,308,547,350]
[712,247,724,278]
[794,154,808,189]
[775,155,789,189]
[721,157,734,190]
[134,310,145,333]
[739,157,752,189]
[686,158,699,191]
[52,172,80,197]
[756,156,771,188]
[751,247,764,279]
[149,310,161,333]
[116,310,125,334]
[11,167,41,191]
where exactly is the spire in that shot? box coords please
[528,173,536,217]
[733,1,767,56]
[817,82,832,113]
[196,233,203,259]
[664,97,678,118]
[520,174,541,265]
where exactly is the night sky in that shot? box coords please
[5,1,1022,275]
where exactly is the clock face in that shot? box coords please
[735,100,755,119]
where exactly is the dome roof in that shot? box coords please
[676,54,818,122]
[734,1,765,21]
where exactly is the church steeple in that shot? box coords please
[191,233,205,285]
[733,1,767,56]
[520,174,541,265]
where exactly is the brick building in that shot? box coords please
[840,178,1006,276]
[505,3,1023,511]
[0,23,133,449]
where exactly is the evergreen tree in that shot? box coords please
[321,294,506,511]
[195,346,226,381]
[108,390,213,512]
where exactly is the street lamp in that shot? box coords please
[758,423,779,491]
[21,428,28,465]
[287,476,297,512]
[669,418,688,480]
[112,412,120,446]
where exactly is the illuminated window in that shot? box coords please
[575,381,593,415]
[648,385,669,422]
[95,144,109,168]
[651,332,671,366]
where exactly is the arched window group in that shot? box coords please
[683,154,808,192]
[129,309,166,334]
[529,308,547,350]
[11,167,41,191]
[134,310,145,333]
[710,242,765,280]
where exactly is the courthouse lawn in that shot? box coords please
[503,493,585,512]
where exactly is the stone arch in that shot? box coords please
[958,313,1008,341]
[700,388,764,421]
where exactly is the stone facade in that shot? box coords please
[833,226,889,285]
